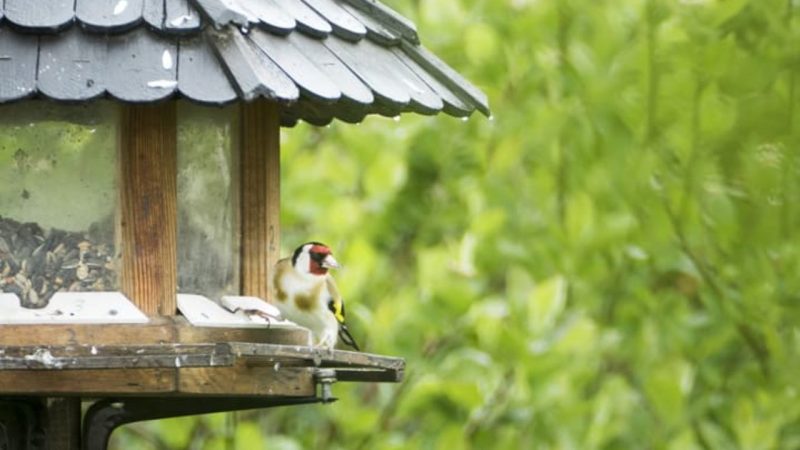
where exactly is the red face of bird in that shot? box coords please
[292,242,339,276]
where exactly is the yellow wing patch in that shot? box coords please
[326,277,346,323]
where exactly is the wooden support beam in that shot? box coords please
[44,398,81,450]
[119,102,178,316]
[240,100,281,300]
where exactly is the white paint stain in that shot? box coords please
[113,0,128,16]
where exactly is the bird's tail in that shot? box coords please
[338,323,360,351]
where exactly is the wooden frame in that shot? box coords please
[117,99,280,316]
[240,100,281,300]
[119,102,179,316]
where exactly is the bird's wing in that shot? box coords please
[325,276,345,323]
[272,258,293,303]
[325,276,361,351]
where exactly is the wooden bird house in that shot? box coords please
[0,0,489,448]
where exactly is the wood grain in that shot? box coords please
[240,100,281,302]
[0,319,175,346]
[0,369,175,395]
[0,318,308,346]
[178,325,310,346]
[120,103,178,316]
[178,363,314,396]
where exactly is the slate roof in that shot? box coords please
[0,0,490,126]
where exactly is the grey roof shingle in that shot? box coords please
[0,0,489,125]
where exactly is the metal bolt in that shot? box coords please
[313,368,337,403]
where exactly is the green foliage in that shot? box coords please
[114,0,800,448]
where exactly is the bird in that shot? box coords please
[272,242,360,351]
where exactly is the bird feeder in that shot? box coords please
[0,0,489,448]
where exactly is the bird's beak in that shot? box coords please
[321,254,340,269]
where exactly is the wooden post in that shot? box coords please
[240,100,281,300]
[119,102,178,316]
[44,398,81,450]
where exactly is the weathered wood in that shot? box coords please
[240,100,281,301]
[0,319,175,346]
[390,46,473,117]
[0,28,38,102]
[38,27,108,101]
[288,32,374,106]
[0,318,305,346]
[229,343,406,371]
[279,0,332,38]
[44,398,81,450]
[178,36,238,104]
[193,0,251,27]
[209,27,299,101]
[340,0,419,43]
[401,41,490,116]
[0,369,175,395]
[359,38,443,114]
[0,337,403,395]
[144,0,201,34]
[178,363,315,396]
[165,0,202,33]
[142,0,164,29]
[120,102,179,316]
[323,36,410,108]
[4,0,74,32]
[108,28,178,101]
[238,0,295,34]
[0,344,233,370]
[178,325,310,346]
[76,0,145,31]
[339,2,399,46]
[249,29,341,102]
[301,0,366,42]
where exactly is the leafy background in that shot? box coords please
[111,0,800,448]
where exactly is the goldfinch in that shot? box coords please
[273,242,360,351]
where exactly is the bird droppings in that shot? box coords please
[162,50,173,70]
[24,348,63,368]
[113,0,128,16]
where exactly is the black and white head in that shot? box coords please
[291,242,339,276]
